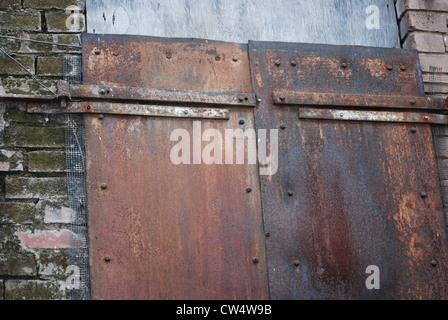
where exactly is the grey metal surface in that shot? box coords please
[86,0,400,48]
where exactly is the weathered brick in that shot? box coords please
[0,149,24,171]
[419,54,448,73]
[0,12,41,32]
[424,82,448,94]
[0,77,58,95]
[5,177,67,199]
[0,0,21,9]
[4,101,47,123]
[0,202,37,224]
[397,0,448,18]
[0,55,35,76]
[0,250,37,276]
[37,249,70,279]
[24,0,85,10]
[44,204,75,223]
[400,11,448,38]
[403,33,446,53]
[5,125,65,148]
[5,280,66,300]
[28,150,66,173]
[37,56,64,77]
[45,11,85,33]
[15,229,83,248]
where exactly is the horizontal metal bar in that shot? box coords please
[27,102,230,120]
[274,90,448,111]
[299,108,448,124]
[69,84,256,106]
[0,94,58,101]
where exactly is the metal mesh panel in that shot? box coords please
[64,55,90,300]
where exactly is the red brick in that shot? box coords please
[15,229,83,248]
[419,54,448,73]
[397,0,448,18]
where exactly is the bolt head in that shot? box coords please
[257,98,262,103]
[252,257,259,264]
[98,114,104,120]
[387,65,393,70]
[410,100,416,105]
[279,95,286,101]
[288,191,294,197]
[341,63,347,68]
[246,187,252,193]
[293,260,300,266]
[291,60,297,66]
[421,192,427,198]
[411,127,417,133]
[266,232,271,237]
[101,183,107,190]
[275,60,281,66]
[431,260,438,267]
[232,56,238,62]
[280,124,286,130]
[104,256,111,262]
[239,120,245,125]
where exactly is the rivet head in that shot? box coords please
[410,100,416,105]
[280,124,286,130]
[421,192,427,198]
[411,127,417,133]
[424,116,429,120]
[246,187,252,193]
[341,63,347,68]
[104,256,111,262]
[288,191,294,197]
[100,89,106,95]
[232,56,238,62]
[431,260,438,267]
[252,257,259,264]
[113,52,119,56]
[291,60,297,66]
[266,232,271,237]
[401,66,406,71]
[101,183,107,190]
[166,53,172,59]
[257,98,262,103]
[94,49,101,55]
[239,119,245,125]
[387,65,393,70]
[279,95,286,101]
[293,260,300,267]
[275,60,281,66]
[86,105,91,110]
[215,55,221,61]
[98,114,104,120]
[238,97,244,102]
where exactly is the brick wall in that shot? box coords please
[0,0,85,300]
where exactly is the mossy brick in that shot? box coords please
[0,202,38,224]
[37,249,70,279]
[5,125,65,148]
[0,55,35,76]
[5,280,67,300]
[4,101,47,123]
[28,150,66,173]
[0,77,58,95]
[5,177,67,199]
[0,0,21,9]
[24,0,85,10]
[37,56,64,77]
[0,102,5,147]
[0,12,41,32]
[0,149,24,171]
[0,250,37,276]
[0,225,22,250]
[45,11,85,33]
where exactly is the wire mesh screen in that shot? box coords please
[64,55,91,300]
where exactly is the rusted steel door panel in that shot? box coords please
[84,34,268,299]
[249,41,448,299]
